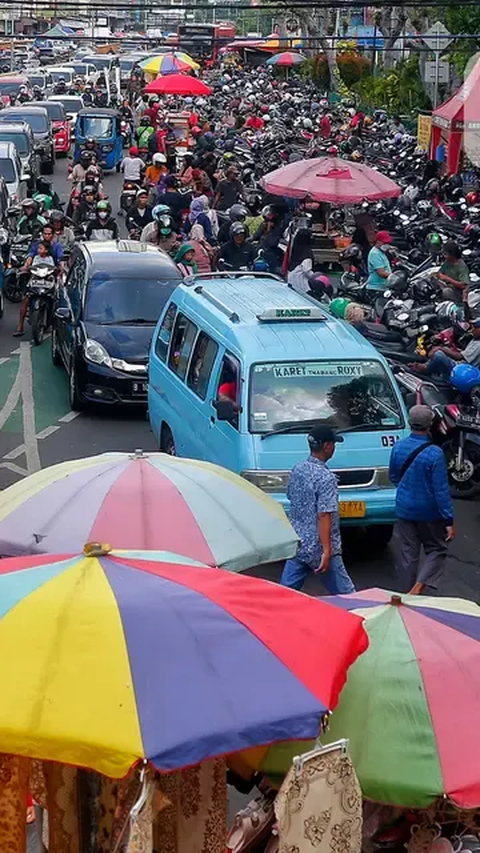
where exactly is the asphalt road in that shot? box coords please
[0,156,479,601]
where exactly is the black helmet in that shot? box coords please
[49,209,66,224]
[140,116,151,127]
[229,203,248,222]
[230,222,247,238]
[82,184,97,197]
[21,198,38,214]
[80,151,93,167]
[84,137,96,149]
[36,177,52,194]
[386,270,408,293]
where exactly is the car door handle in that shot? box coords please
[210,415,215,424]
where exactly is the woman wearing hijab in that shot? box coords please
[184,197,214,243]
[175,243,198,277]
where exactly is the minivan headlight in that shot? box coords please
[84,338,112,367]
[376,467,392,487]
[241,470,289,492]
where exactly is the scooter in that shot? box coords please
[26,262,56,345]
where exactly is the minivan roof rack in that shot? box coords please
[183,271,283,285]
[192,285,240,322]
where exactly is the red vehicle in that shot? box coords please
[37,99,71,155]
[0,75,30,106]
[177,22,235,63]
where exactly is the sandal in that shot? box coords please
[226,794,275,853]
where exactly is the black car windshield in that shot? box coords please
[52,97,83,114]
[0,81,24,95]
[86,57,112,70]
[43,103,65,121]
[0,157,17,183]
[28,75,46,88]
[50,70,72,83]
[0,132,28,154]
[6,112,48,133]
[85,273,181,324]
[81,116,113,139]
[249,360,403,434]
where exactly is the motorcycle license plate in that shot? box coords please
[339,501,366,518]
[457,414,480,428]
[132,381,148,395]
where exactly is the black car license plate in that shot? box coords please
[132,381,148,395]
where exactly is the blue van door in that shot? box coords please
[201,349,243,473]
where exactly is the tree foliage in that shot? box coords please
[444,6,480,73]
[353,56,431,112]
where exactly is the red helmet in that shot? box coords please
[328,145,339,155]
[191,126,202,137]
[466,191,479,206]
[129,145,139,157]
[260,104,269,114]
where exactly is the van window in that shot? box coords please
[0,157,17,183]
[187,332,218,399]
[216,353,241,429]
[168,313,198,380]
[249,359,403,434]
[155,303,176,362]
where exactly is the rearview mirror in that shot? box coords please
[213,398,237,421]
[54,307,72,323]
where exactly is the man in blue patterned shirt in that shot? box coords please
[280,425,355,593]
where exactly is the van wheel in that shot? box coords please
[370,524,393,551]
[160,425,176,456]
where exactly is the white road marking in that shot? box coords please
[3,444,25,460]
[0,461,28,476]
[36,425,61,440]
[58,411,81,423]
[0,358,10,366]
[0,360,22,432]
[10,347,21,356]
[19,342,41,474]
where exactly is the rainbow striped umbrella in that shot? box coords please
[140,52,200,75]
[0,452,298,569]
[0,548,368,776]
[247,589,480,809]
[266,51,306,67]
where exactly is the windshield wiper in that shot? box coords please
[260,419,326,440]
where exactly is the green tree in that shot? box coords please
[445,6,480,73]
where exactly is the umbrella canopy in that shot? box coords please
[254,589,480,809]
[260,157,401,203]
[144,74,211,96]
[140,51,200,75]
[0,452,298,570]
[266,51,306,67]
[0,548,368,777]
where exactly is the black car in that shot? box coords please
[52,240,182,409]
[0,106,54,174]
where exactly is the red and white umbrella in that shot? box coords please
[261,157,401,204]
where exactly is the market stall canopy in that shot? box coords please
[0,548,368,777]
[0,452,298,570]
[432,56,480,132]
[253,589,480,809]
[261,157,401,203]
[140,51,200,75]
[144,74,211,96]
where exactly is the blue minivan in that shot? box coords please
[148,275,409,542]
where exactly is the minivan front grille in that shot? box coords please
[334,469,375,487]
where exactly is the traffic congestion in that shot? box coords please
[0,27,478,853]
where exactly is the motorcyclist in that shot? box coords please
[69,151,94,185]
[253,205,285,272]
[141,211,179,255]
[49,209,75,251]
[217,204,249,245]
[119,98,133,123]
[136,115,155,150]
[14,223,64,337]
[33,177,60,212]
[144,152,167,189]
[83,83,95,106]
[126,189,153,236]
[121,146,145,184]
[17,84,30,103]
[85,200,119,241]
[140,203,171,243]
[219,222,255,269]
[53,76,67,95]
[72,185,98,227]
[17,199,46,240]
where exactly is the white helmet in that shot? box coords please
[153,152,166,164]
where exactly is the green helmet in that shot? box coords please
[330,297,350,319]
[426,232,442,251]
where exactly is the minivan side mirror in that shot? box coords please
[213,398,237,421]
[55,307,72,323]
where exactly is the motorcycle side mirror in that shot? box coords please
[54,307,73,323]
[463,249,472,256]
[7,206,20,217]
[383,290,392,298]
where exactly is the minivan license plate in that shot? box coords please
[132,381,148,394]
[339,501,366,518]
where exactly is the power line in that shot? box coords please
[6,0,480,9]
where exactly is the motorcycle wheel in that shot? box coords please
[0,289,4,319]
[4,274,23,303]
[445,439,480,498]
[30,305,47,347]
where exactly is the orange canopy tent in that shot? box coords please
[431,58,480,174]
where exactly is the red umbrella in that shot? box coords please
[260,156,401,203]
[144,75,212,96]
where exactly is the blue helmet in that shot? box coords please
[450,363,480,393]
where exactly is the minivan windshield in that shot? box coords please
[0,131,29,154]
[0,157,17,183]
[50,69,73,83]
[1,111,48,133]
[249,360,403,434]
[85,273,180,324]
[42,102,65,121]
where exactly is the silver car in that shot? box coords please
[0,121,38,189]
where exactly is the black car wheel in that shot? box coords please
[69,357,84,411]
[51,325,62,366]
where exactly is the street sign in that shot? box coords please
[422,21,453,53]
[424,60,450,84]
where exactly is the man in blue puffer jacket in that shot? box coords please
[389,404,454,595]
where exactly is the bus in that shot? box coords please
[177,23,235,63]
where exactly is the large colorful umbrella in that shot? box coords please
[0,548,368,777]
[0,452,298,569]
[251,589,480,809]
[266,51,306,67]
[144,74,211,96]
[260,157,401,203]
[140,51,200,75]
